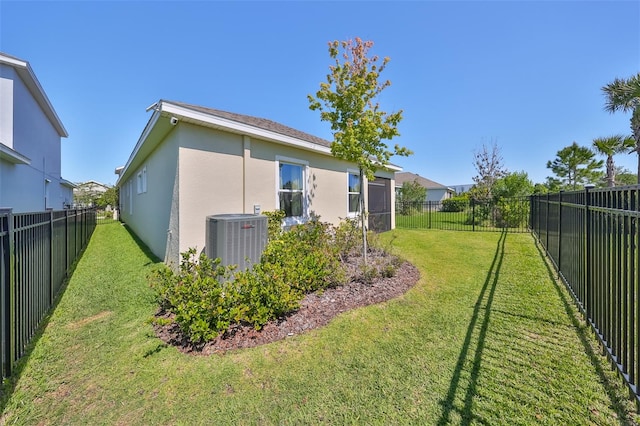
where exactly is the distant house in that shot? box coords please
[116,100,399,266]
[395,172,455,203]
[0,52,74,211]
[73,180,112,206]
[450,183,474,194]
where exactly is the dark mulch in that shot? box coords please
[153,260,420,355]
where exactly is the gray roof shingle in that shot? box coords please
[169,101,332,149]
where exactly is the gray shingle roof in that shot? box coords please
[169,101,332,149]
[395,172,451,190]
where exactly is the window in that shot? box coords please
[277,159,306,218]
[129,180,133,214]
[348,171,361,216]
[136,166,147,194]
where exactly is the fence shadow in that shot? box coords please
[532,237,636,422]
[437,230,507,425]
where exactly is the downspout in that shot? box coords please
[243,136,250,214]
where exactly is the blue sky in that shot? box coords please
[1,1,639,187]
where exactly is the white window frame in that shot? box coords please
[136,166,148,194]
[347,169,361,218]
[275,155,308,226]
[129,179,133,215]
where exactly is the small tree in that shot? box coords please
[602,73,640,183]
[398,179,426,203]
[546,142,603,190]
[96,186,119,209]
[308,38,412,262]
[469,141,507,202]
[397,179,427,215]
[592,134,634,187]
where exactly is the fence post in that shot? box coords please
[585,185,594,321]
[0,209,15,378]
[65,209,69,273]
[472,198,476,232]
[545,192,550,250]
[428,201,432,229]
[49,210,54,305]
[558,191,563,273]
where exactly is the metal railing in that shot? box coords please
[395,197,530,232]
[531,186,640,402]
[0,208,96,378]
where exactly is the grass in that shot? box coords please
[0,223,637,424]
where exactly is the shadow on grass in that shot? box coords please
[531,237,637,423]
[118,222,162,264]
[0,221,159,412]
[437,230,507,425]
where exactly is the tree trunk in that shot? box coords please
[632,110,640,184]
[606,155,615,187]
[359,168,368,264]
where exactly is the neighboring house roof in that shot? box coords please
[0,52,68,138]
[395,172,454,191]
[74,180,111,193]
[117,100,401,185]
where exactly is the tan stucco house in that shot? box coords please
[116,100,399,266]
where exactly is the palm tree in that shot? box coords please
[602,73,640,182]
[592,135,635,187]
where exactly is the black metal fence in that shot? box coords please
[395,197,530,232]
[531,186,640,402]
[0,208,96,378]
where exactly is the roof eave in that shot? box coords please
[0,53,68,138]
[0,142,31,164]
[161,101,333,156]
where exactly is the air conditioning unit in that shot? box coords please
[205,214,267,271]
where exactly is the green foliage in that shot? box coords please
[308,37,412,262]
[602,73,640,184]
[546,142,604,190]
[149,216,359,343]
[96,186,119,208]
[492,171,533,199]
[495,198,529,228]
[260,219,345,294]
[308,38,411,182]
[148,249,239,343]
[333,217,362,260]
[442,195,468,212]
[397,180,427,215]
[615,167,638,186]
[264,209,286,240]
[397,179,426,203]
[592,135,635,187]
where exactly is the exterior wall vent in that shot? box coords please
[205,214,267,271]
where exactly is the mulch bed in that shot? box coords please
[152,260,420,355]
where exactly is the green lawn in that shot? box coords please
[1,223,636,424]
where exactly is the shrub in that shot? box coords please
[495,199,529,228]
[149,216,351,343]
[261,219,346,293]
[333,217,361,260]
[442,196,468,212]
[264,210,286,240]
[148,249,240,343]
